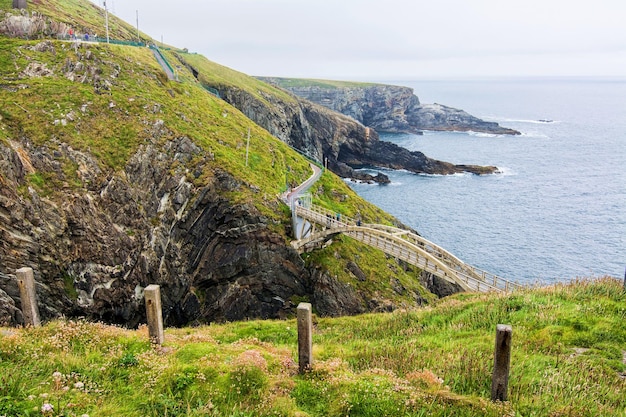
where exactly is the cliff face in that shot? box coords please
[257,79,520,136]
[2,129,400,326]
[0,33,456,328]
[0,134,309,326]
[224,87,500,177]
[180,56,499,178]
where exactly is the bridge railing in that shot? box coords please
[295,204,522,293]
[362,223,522,292]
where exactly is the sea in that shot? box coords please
[347,77,625,285]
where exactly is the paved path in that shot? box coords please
[284,163,322,204]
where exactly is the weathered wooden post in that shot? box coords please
[13,0,27,9]
[16,267,41,327]
[297,302,313,373]
[491,324,513,402]
[144,285,164,345]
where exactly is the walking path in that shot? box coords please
[287,175,521,292]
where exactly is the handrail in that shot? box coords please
[149,45,175,74]
[293,203,522,293]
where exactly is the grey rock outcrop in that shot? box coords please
[0,133,314,326]
[258,79,520,136]
[178,57,499,179]
[0,10,70,39]
[0,284,20,326]
[0,33,466,328]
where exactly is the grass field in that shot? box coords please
[1,277,624,416]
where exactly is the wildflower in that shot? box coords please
[41,402,54,414]
[52,371,62,380]
[74,381,84,390]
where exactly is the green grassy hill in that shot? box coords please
[0,0,437,320]
[1,278,624,416]
[258,77,380,90]
[1,2,625,416]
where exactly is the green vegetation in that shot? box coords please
[264,77,380,90]
[303,235,436,309]
[178,52,298,107]
[311,170,396,225]
[0,36,315,223]
[3,0,151,43]
[1,278,624,416]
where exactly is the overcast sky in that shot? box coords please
[92,0,626,80]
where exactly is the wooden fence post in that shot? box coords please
[297,302,313,373]
[16,267,41,327]
[491,324,513,402]
[144,285,164,345]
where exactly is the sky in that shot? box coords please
[91,0,626,81]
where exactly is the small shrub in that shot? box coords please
[118,352,139,367]
[228,365,267,399]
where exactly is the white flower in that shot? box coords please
[41,402,54,413]
[52,371,62,380]
[74,381,85,389]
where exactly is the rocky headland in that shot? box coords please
[0,8,463,328]
[0,5,486,328]
[179,59,502,182]
[257,78,520,136]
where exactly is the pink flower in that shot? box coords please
[41,402,54,413]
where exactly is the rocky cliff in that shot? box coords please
[0,132,452,326]
[257,78,520,136]
[0,23,455,327]
[179,55,500,180]
[0,130,311,326]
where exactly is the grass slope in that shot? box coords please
[0,36,310,214]
[1,278,624,416]
[10,0,150,43]
[261,77,380,90]
[1,3,428,297]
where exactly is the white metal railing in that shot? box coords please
[293,204,522,293]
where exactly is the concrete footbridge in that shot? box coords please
[290,199,522,293]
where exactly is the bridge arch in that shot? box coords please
[291,203,521,293]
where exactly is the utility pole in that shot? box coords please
[245,128,251,167]
[136,10,140,43]
[104,0,110,43]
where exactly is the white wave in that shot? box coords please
[416,171,471,178]
[467,131,501,138]
[494,117,561,125]
[494,166,516,176]
[519,131,550,139]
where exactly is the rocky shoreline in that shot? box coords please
[257,78,520,136]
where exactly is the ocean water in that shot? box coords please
[347,78,626,284]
